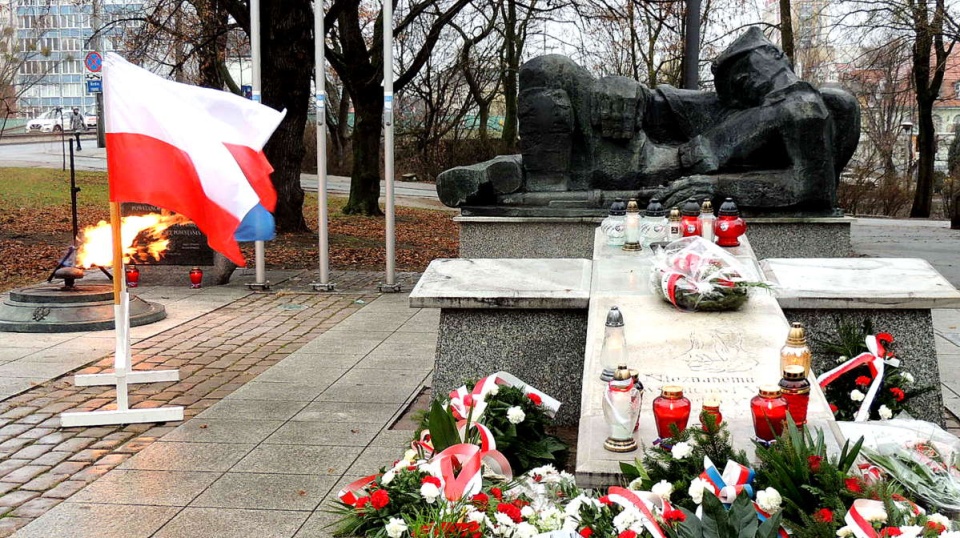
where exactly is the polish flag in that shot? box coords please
[103,53,286,265]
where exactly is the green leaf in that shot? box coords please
[426,400,459,452]
[620,461,642,481]
[677,507,704,538]
[756,510,783,538]
[728,491,759,538]
[701,491,730,538]
[837,436,864,473]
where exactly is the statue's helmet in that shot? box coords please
[712,28,784,81]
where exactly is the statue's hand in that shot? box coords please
[591,77,645,140]
[658,176,718,209]
[679,136,720,174]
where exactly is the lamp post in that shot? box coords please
[901,120,914,178]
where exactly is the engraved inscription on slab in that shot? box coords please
[121,203,214,266]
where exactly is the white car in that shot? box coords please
[25,110,66,133]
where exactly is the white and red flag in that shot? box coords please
[103,52,285,265]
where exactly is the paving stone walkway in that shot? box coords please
[0,270,423,537]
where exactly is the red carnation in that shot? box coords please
[813,508,833,523]
[579,528,594,538]
[844,477,863,494]
[855,375,871,386]
[354,496,370,512]
[830,404,838,413]
[619,531,638,538]
[472,492,489,509]
[490,487,503,500]
[925,522,946,534]
[497,502,523,523]
[528,393,543,406]
[664,509,686,523]
[371,489,389,510]
[880,528,903,537]
[808,455,823,473]
[599,495,613,506]
[890,387,905,402]
[422,476,442,487]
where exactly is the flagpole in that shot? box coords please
[108,202,130,411]
[379,0,400,293]
[248,0,269,291]
[311,0,334,292]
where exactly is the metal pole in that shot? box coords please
[69,139,79,244]
[92,0,105,148]
[379,0,400,293]
[311,0,334,291]
[248,0,269,290]
[683,0,701,90]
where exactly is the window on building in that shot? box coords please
[955,81,960,98]
[933,115,943,133]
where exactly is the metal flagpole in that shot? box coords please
[248,0,269,290]
[311,0,334,291]
[379,0,400,293]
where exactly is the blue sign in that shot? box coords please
[84,51,103,72]
[241,85,252,99]
[86,80,103,93]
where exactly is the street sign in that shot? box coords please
[86,80,103,93]
[85,73,101,81]
[84,51,103,73]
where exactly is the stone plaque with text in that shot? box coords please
[121,203,214,266]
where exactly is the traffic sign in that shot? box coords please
[86,79,103,93]
[84,51,103,73]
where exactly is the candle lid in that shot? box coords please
[681,198,702,216]
[645,198,666,217]
[782,365,806,380]
[702,397,721,408]
[605,306,624,328]
[660,385,684,399]
[758,385,782,398]
[609,198,627,216]
[718,197,740,216]
[701,200,714,213]
[786,322,807,346]
[668,208,681,221]
[613,365,632,381]
[626,199,640,214]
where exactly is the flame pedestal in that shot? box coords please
[0,284,166,333]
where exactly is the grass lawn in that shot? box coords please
[0,167,457,292]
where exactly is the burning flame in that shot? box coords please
[76,212,191,268]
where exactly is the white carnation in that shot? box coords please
[538,507,564,531]
[385,517,408,538]
[403,449,417,461]
[419,483,441,503]
[672,441,693,460]
[756,487,782,512]
[507,406,526,424]
[901,372,915,384]
[514,522,539,538]
[878,405,893,420]
[467,510,487,524]
[381,470,396,485]
[850,389,865,402]
[688,477,710,504]
[651,479,674,500]
[613,508,641,532]
[628,477,645,491]
[836,526,854,537]
[494,512,517,528]
[899,526,923,538]
[940,532,960,538]
[520,506,535,518]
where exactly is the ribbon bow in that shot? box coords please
[817,333,893,422]
[432,443,512,501]
[699,456,755,504]
[606,486,669,538]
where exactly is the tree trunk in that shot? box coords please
[478,103,489,142]
[331,85,351,171]
[952,193,960,229]
[779,0,795,67]
[911,99,935,218]
[500,0,518,148]
[261,0,311,232]
[343,88,383,215]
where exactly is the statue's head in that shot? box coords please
[712,27,793,107]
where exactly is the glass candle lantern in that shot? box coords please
[601,198,627,247]
[602,364,642,452]
[779,365,811,427]
[680,198,702,237]
[599,306,627,382]
[125,265,140,288]
[751,385,789,442]
[189,267,203,288]
[622,199,642,251]
[667,208,682,241]
[700,397,723,432]
[780,322,812,377]
[641,198,668,247]
[714,198,746,247]
[652,385,691,439]
[699,200,716,243]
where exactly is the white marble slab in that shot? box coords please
[762,258,960,309]
[409,258,592,309]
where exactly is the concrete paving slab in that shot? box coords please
[196,400,309,422]
[356,353,434,371]
[13,502,179,538]
[231,445,363,476]
[293,509,340,538]
[263,421,380,446]
[223,382,326,402]
[335,368,427,387]
[253,363,346,385]
[315,382,417,404]
[369,429,417,448]
[153,507,309,538]
[273,353,365,370]
[160,419,284,444]
[190,472,337,511]
[118,442,253,472]
[290,401,402,424]
[296,334,392,355]
[68,469,220,506]
[346,446,407,476]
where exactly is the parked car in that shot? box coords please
[84,110,98,128]
[25,110,65,133]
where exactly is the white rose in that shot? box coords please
[688,477,710,505]
[514,522,539,538]
[613,508,640,532]
[836,526,854,537]
[651,480,674,500]
[850,389,865,402]
[927,514,951,527]
[756,487,782,512]
[628,477,645,491]
[385,517,408,538]
[507,406,526,424]
[672,441,693,460]
[878,405,893,420]
[899,526,923,538]
[419,483,441,503]
[901,372,915,384]
[381,470,396,485]
[520,506,535,518]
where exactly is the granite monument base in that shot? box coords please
[457,215,853,259]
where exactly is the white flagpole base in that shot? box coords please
[74,370,180,386]
[60,406,184,428]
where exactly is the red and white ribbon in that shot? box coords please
[607,486,668,538]
[457,420,497,452]
[451,372,561,418]
[817,334,891,422]
[844,499,885,538]
[337,474,379,507]
[432,443,512,501]
[857,463,883,485]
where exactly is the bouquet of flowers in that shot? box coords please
[862,441,960,514]
[837,498,958,538]
[650,237,768,312]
